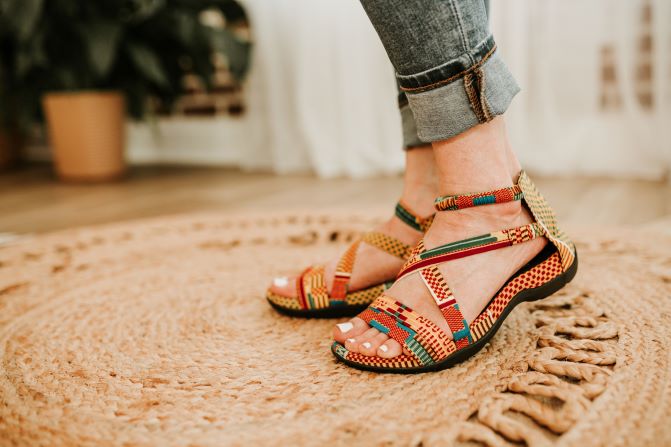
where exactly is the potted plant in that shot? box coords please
[0,0,250,181]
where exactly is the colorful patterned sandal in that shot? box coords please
[266,203,434,318]
[331,171,578,373]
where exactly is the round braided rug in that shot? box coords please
[1,212,670,447]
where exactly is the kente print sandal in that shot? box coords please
[331,171,578,373]
[266,203,434,318]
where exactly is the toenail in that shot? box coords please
[362,342,372,349]
[273,277,289,287]
[379,345,388,353]
[337,322,353,333]
[347,338,356,343]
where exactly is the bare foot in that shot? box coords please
[333,200,546,357]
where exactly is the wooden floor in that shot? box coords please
[1,164,670,234]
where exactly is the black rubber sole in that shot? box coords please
[332,247,579,374]
[268,299,369,319]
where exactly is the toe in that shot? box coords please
[344,335,360,352]
[349,327,379,353]
[268,276,297,298]
[344,327,378,353]
[377,339,403,358]
[360,332,389,356]
[333,317,369,343]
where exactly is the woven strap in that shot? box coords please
[395,202,434,232]
[352,172,575,357]
[296,265,330,310]
[330,206,427,302]
[298,203,435,308]
[434,185,523,211]
[330,240,361,302]
[398,222,543,279]
[361,232,413,260]
[329,231,414,302]
[435,171,575,272]
[357,295,455,365]
[419,266,472,348]
[517,171,575,272]
[396,220,543,346]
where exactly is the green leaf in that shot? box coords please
[78,21,123,78]
[126,42,169,87]
[121,0,165,23]
[172,10,197,45]
[4,0,44,40]
[15,29,47,77]
[210,28,251,80]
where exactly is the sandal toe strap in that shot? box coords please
[296,265,330,310]
[331,229,415,301]
[357,295,455,366]
[419,266,473,348]
[329,201,436,303]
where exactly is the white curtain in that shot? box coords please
[492,0,671,179]
[239,0,404,178]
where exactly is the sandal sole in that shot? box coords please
[332,248,579,374]
[268,300,370,319]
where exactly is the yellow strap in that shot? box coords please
[330,231,412,300]
[361,231,413,260]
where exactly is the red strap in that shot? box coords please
[330,241,360,300]
[398,223,542,280]
[434,184,523,211]
[419,266,472,348]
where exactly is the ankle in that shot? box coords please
[400,182,438,218]
[402,145,438,217]
[431,117,522,194]
[434,201,529,229]
[472,200,528,223]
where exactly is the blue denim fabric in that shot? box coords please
[398,89,425,149]
[370,0,519,143]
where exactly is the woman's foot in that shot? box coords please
[333,117,547,357]
[333,199,547,357]
[268,146,438,302]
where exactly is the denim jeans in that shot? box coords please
[373,0,518,146]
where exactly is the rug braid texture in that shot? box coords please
[0,212,670,447]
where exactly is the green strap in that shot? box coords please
[395,202,433,233]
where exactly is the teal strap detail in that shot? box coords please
[452,324,473,344]
[434,185,524,211]
[419,233,499,259]
[395,202,433,232]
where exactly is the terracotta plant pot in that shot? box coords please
[42,91,126,182]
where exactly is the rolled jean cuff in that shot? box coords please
[399,103,425,149]
[404,50,520,142]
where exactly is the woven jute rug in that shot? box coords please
[1,212,670,447]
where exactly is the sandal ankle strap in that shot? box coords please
[434,185,523,212]
[395,202,434,232]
